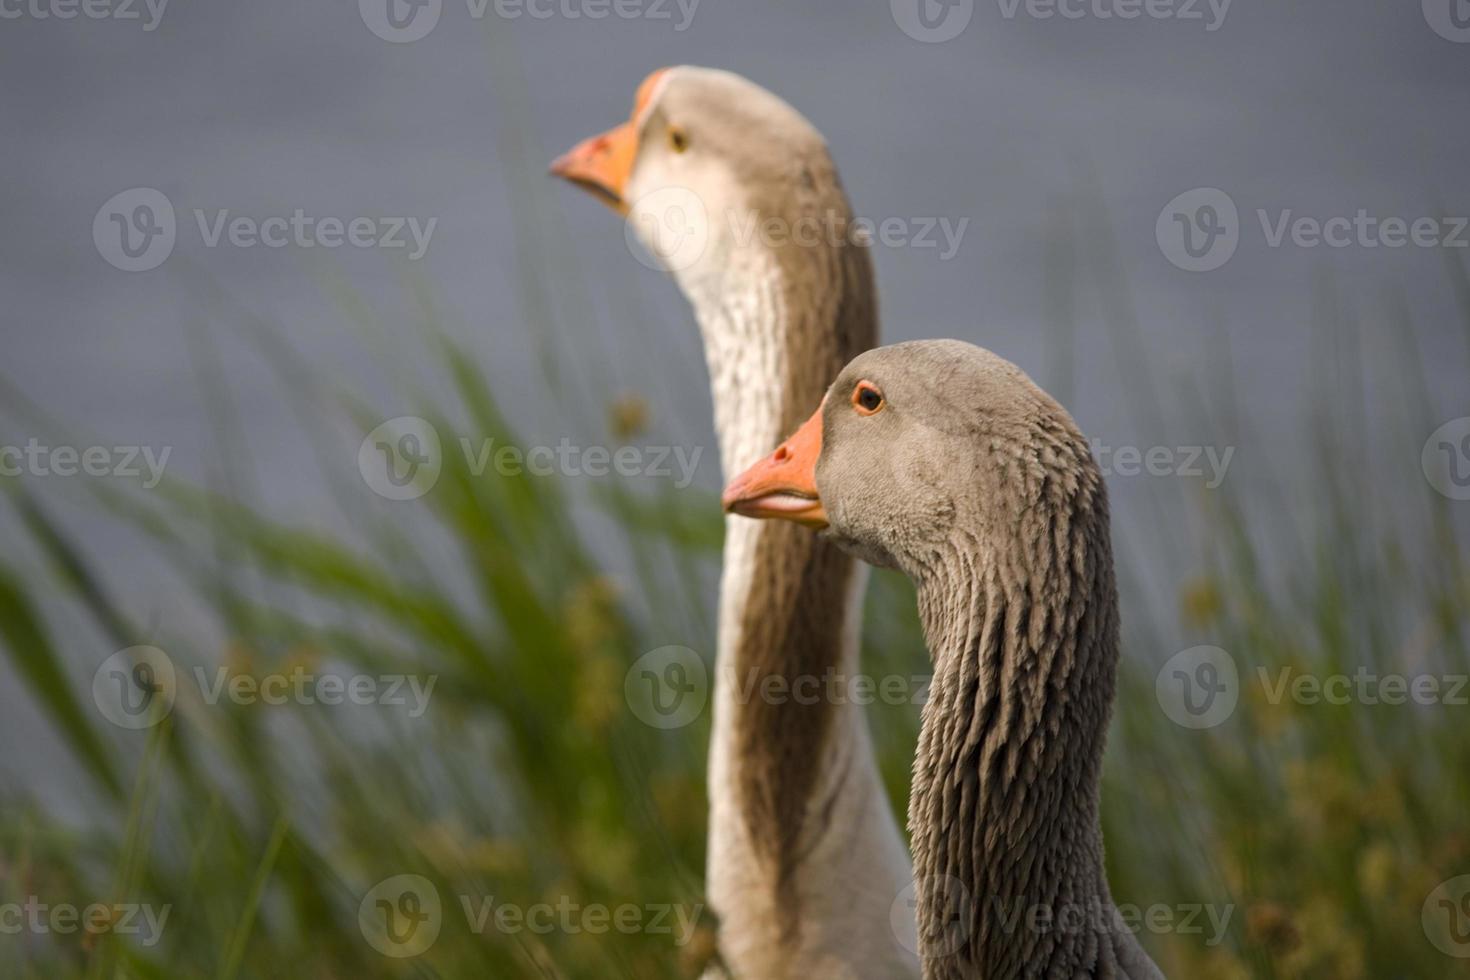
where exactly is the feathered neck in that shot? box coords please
[693,192,917,975]
[905,441,1135,978]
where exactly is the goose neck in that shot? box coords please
[907,514,1127,976]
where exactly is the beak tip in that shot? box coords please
[719,485,745,514]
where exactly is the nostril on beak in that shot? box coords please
[774,445,790,462]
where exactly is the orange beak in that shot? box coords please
[549,121,639,215]
[722,406,829,529]
[549,68,670,216]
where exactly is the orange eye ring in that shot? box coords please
[852,380,884,415]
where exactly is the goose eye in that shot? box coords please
[668,127,690,153]
[852,381,884,415]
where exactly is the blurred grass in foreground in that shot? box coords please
[1,219,1469,978]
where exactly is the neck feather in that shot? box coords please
[698,222,905,960]
[907,465,1130,978]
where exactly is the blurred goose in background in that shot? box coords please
[552,67,918,977]
[724,340,1166,980]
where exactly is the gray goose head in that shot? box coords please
[550,65,846,308]
[722,338,1099,580]
[726,340,1163,979]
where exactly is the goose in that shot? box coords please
[723,339,1166,980]
[552,68,919,977]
